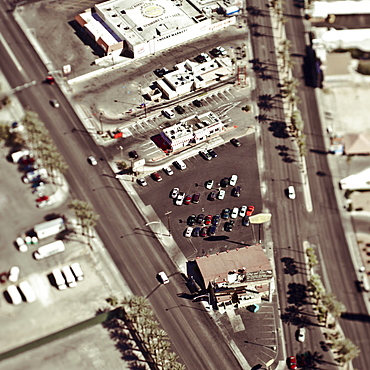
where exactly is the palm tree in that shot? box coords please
[334,338,360,364]
[322,293,346,327]
[306,248,318,269]
[68,200,100,238]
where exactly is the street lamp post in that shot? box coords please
[145,221,163,240]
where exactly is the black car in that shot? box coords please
[224,221,234,232]
[199,150,212,161]
[210,48,222,57]
[208,225,217,236]
[208,191,217,201]
[220,177,229,187]
[175,105,185,114]
[242,216,250,226]
[232,186,241,197]
[197,214,205,224]
[221,208,230,219]
[193,227,201,237]
[208,149,218,158]
[192,193,200,204]
[129,150,139,159]
[212,214,221,226]
[230,138,241,147]
[193,99,203,107]
[154,68,169,77]
[187,214,197,226]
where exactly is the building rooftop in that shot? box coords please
[197,246,273,287]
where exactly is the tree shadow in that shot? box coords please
[268,120,289,138]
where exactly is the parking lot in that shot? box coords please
[136,134,262,260]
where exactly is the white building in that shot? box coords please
[75,0,238,58]
[160,111,224,151]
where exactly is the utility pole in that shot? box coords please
[165,211,172,237]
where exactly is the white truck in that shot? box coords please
[33,218,65,240]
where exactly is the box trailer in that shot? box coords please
[33,218,65,240]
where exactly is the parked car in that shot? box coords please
[199,150,212,161]
[162,109,175,119]
[87,155,97,165]
[187,214,197,226]
[129,150,139,159]
[192,193,200,204]
[154,68,169,77]
[216,46,227,55]
[193,99,203,107]
[184,195,192,205]
[175,105,185,114]
[287,356,297,370]
[151,172,162,182]
[212,214,221,226]
[205,179,214,189]
[242,216,250,226]
[230,138,241,147]
[229,174,238,186]
[221,208,230,219]
[205,215,212,225]
[297,328,306,342]
[208,225,217,236]
[158,271,170,284]
[208,191,216,201]
[246,205,255,216]
[232,186,241,197]
[176,192,185,206]
[197,214,205,224]
[195,53,211,63]
[137,178,148,186]
[8,266,20,283]
[288,185,296,199]
[231,207,239,219]
[224,221,234,232]
[163,166,173,176]
[220,177,229,187]
[200,227,208,237]
[15,237,28,253]
[217,190,225,200]
[193,227,201,237]
[239,206,247,217]
[184,226,193,238]
[207,149,217,158]
[50,99,60,108]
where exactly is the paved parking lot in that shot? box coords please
[137,134,262,259]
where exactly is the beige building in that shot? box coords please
[196,246,275,311]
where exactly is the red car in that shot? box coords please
[46,75,55,85]
[205,215,212,225]
[184,195,192,205]
[36,195,49,203]
[200,227,208,237]
[288,356,297,370]
[151,172,162,182]
[246,206,255,216]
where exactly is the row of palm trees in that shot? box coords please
[306,248,360,364]
[108,296,186,370]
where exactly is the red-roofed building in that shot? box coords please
[196,246,274,311]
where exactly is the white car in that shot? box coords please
[163,167,174,176]
[162,109,175,119]
[288,185,296,199]
[15,237,28,253]
[50,99,60,108]
[297,327,306,342]
[239,206,247,217]
[229,174,238,186]
[231,207,239,219]
[217,190,225,200]
[217,46,227,56]
[176,192,185,206]
[184,226,193,238]
[205,180,214,189]
[137,178,148,186]
[88,156,98,166]
[158,271,169,284]
[8,266,20,283]
[171,187,180,199]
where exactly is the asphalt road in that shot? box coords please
[0,2,243,369]
[247,1,370,369]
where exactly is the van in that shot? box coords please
[70,263,84,281]
[19,281,36,303]
[62,266,77,288]
[174,159,186,170]
[52,268,67,290]
[7,285,22,305]
[33,240,65,260]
